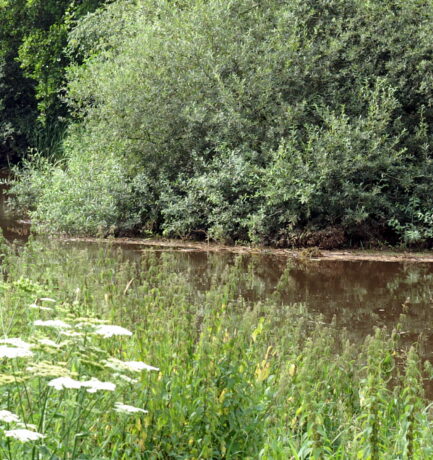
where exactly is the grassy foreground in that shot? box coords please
[0,237,431,458]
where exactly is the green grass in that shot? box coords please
[0,236,431,458]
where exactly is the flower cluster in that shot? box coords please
[0,300,158,451]
[48,376,116,393]
[0,410,45,442]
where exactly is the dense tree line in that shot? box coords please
[8,0,433,247]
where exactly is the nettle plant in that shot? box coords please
[0,280,158,459]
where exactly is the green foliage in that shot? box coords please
[10,0,433,245]
[35,147,136,236]
[0,0,105,162]
[0,241,432,457]
[255,81,409,242]
[161,148,263,242]
[9,152,56,215]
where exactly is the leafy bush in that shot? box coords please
[161,148,263,243]
[10,127,140,235]
[254,81,409,242]
[11,0,433,246]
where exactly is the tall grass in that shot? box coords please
[0,237,431,458]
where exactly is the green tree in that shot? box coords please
[0,0,104,163]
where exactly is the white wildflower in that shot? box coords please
[5,429,45,442]
[0,338,32,350]
[105,358,159,373]
[113,373,138,384]
[60,330,83,337]
[0,346,33,359]
[81,378,116,393]
[29,304,53,311]
[125,361,159,372]
[48,377,82,390]
[0,410,20,423]
[94,325,132,338]
[38,338,63,348]
[34,320,71,329]
[114,403,148,414]
[0,374,21,385]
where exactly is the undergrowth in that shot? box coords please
[0,236,431,458]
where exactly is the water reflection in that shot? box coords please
[0,171,30,241]
[20,237,433,347]
[127,251,433,359]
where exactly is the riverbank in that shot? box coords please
[60,236,433,263]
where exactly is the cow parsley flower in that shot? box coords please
[81,378,116,393]
[48,377,82,390]
[38,338,64,348]
[0,410,20,423]
[112,373,138,384]
[5,429,45,442]
[105,358,159,372]
[0,374,22,385]
[0,338,32,350]
[0,346,33,359]
[94,325,132,338]
[114,403,148,414]
[125,361,159,372]
[60,330,83,337]
[34,320,71,329]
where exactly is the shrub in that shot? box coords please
[161,148,264,242]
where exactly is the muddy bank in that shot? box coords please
[58,236,433,263]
